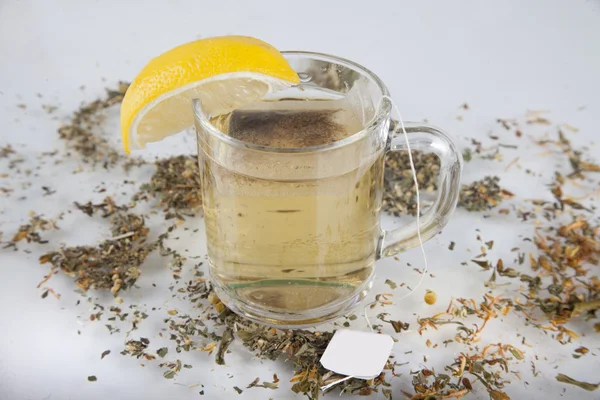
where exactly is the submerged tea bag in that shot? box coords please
[229,105,346,148]
[226,78,375,148]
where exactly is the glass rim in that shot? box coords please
[193,50,391,154]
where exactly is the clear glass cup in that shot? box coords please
[193,51,462,327]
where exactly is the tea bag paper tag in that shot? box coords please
[319,329,393,379]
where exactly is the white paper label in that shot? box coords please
[319,329,394,379]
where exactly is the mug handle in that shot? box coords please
[377,121,463,258]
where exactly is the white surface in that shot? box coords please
[1,1,600,399]
[320,330,394,379]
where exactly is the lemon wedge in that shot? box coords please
[120,36,299,153]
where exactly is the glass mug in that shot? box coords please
[193,52,462,327]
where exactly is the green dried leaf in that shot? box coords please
[216,327,234,365]
[260,381,279,390]
[462,148,472,162]
[508,347,524,360]
[163,370,176,379]
[556,373,599,391]
[470,259,491,270]
[498,267,520,278]
[390,320,410,333]
[157,347,168,358]
[548,284,563,296]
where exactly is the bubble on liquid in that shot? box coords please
[298,72,312,83]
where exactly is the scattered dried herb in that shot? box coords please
[135,155,202,219]
[535,130,600,179]
[517,218,600,339]
[39,208,155,295]
[7,85,600,400]
[58,82,129,167]
[383,150,439,216]
[121,338,155,360]
[458,176,514,211]
[11,213,60,244]
[0,144,16,158]
[75,196,128,217]
[160,359,182,379]
[0,144,25,173]
[213,304,394,398]
[87,375,97,382]
[404,343,519,400]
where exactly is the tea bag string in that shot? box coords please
[321,98,429,394]
[364,95,429,333]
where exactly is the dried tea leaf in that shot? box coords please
[121,338,155,360]
[462,377,473,390]
[216,327,234,365]
[163,370,176,380]
[75,197,127,218]
[135,155,202,219]
[58,82,129,167]
[390,320,410,333]
[556,374,600,392]
[12,214,60,244]
[40,209,158,295]
[160,359,182,380]
[247,377,260,388]
[508,346,524,360]
[157,347,168,358]
[470,259,491,270]
[459,176,508,211]
[556,374,599,391]
[259,381,279,390]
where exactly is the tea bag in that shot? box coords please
[227,78,375,148]
[318,97,430,392]
[320,329,394,380]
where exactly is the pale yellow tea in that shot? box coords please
[201,99,385,318]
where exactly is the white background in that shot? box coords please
[1,1,599,399]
